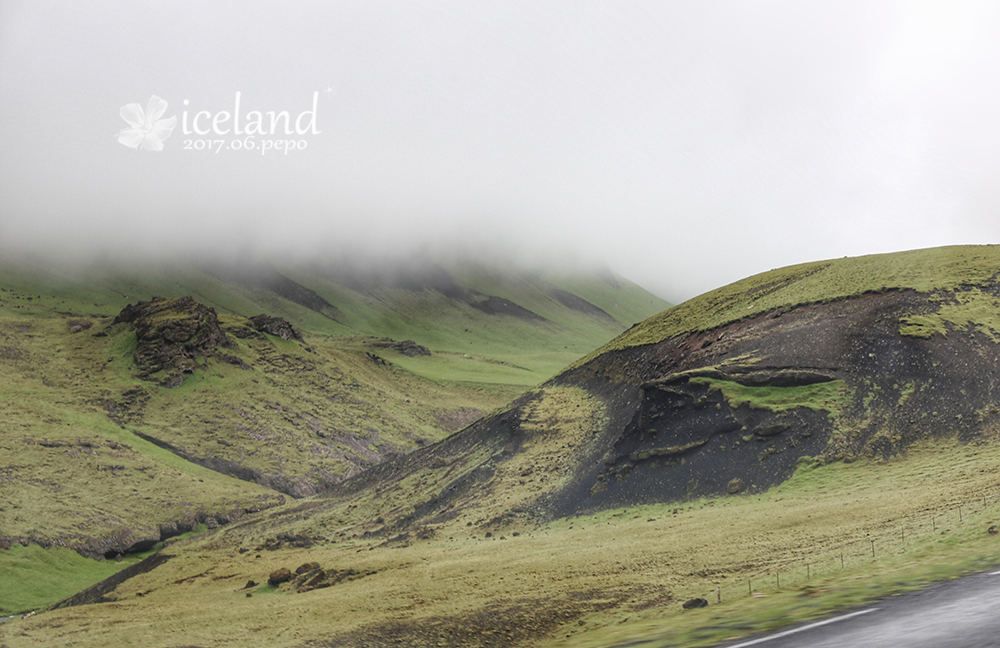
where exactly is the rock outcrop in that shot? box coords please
[112,296,233,387]
[371,338,431,357]
[249,314,303,341]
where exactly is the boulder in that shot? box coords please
[682,598,708,609]
[268,568,292,586]
[295,562,321,575]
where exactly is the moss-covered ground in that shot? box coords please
[2,434,999,647]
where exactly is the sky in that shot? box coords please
[1,0,999,303]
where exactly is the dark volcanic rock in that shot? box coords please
[249,314,303,341]
[112,296,232,386]
[257,532,324,551]
[51,553,172,609]
[293,566,376,593]
[268,568,293,586]
[296,562,321,575]
[371,338,431,357]
[394,339,431,357]
[682,598,709,610]
[550,288,617,322]
[320,274,1000,529]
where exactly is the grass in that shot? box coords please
[899,314,946,338]
[6,245,1000,645]
[577,245,1000,363]
[0,305,516,614]
[4,423,1000,647]
[0,545,137,615]
[0,256,668,618]
[0,525,207,616]
[690,377,850,414]
[0,255,670,387]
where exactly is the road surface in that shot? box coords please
[714,566,1000,648]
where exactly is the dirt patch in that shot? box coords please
[435,408,484,432]
[550,288,617,323]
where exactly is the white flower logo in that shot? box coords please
[117,96,177,151]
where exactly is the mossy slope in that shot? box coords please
[6,245,1000,645]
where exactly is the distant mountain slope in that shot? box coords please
[0,254,671,386]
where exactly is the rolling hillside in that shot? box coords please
[6,246,998,647]
[0,254,669,615]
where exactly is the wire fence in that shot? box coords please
[686,487,1000,606]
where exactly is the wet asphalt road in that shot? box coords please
[714,566,1000,648]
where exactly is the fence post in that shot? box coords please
[959,507,963,522]
[870,540,875,557]
[717,586,721,604]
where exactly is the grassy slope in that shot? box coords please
[0,526,206,616]
[3,433,998,647]
[0,257,669,615]
[15,246,1000,644]
[4,246,1000,642]
[0,301,519,614]
[587,245,1000,360]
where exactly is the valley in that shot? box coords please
[3,246,1000,647]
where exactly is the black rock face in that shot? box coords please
[539,288,1000,514]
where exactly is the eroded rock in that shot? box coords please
[249,314,303,342]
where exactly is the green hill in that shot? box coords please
[597,244,1000,354]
